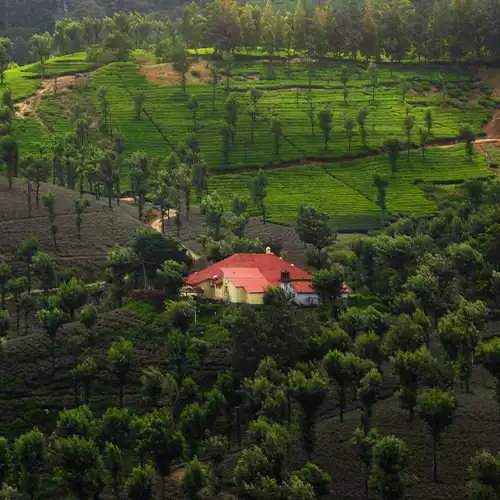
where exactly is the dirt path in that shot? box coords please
[15,75,82,119]
[142,61,211,85]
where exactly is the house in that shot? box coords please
[185,248,351,306]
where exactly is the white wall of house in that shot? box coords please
[294,292,320,306]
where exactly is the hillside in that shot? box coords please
[0,177,143,271]
[4,51,498,233]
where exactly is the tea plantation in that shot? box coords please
[6,52,499,230]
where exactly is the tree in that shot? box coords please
[7,277,28,336]
[403,113,415,159]
[419,127,429,159]
[383,138,401,176]
[323,350,375,423]
[134,90,145,119]
[183,457,206,500]
[73,196,90,239]
[391,346,437,420]
[33,251,55,294]
[0,310,11,338]
[418,389,456,482]
[73,356,97,405]
[37,307,66,372]
[357,108,368,148]
[225,94,238,144]
[23,157,50,207]
[187,94,199,131]
[14,428,46,500]
[270,118,283,154]
[20,292,37,336]
[287,370,328,460]
[16,236,39,292]
[28,33,53,78]
[104,442,124,500]
[340,66,350,102]
[0,135,19,190]
[126,464,155,500]
[312,265,345,313]
[140,409,185,500]
[41,192,58,251]
[425,109,433,135]
[108,337,134,408]
[106,245,134,307]
[77,303,98,342]
[50,435,105,500]
[477,338,500,417]
[369,436,409,500]
[0,38,13,84]
[358,368,383,432]
[459,124,475,159]
[140,367,178,409]
[367,62,378,102]
[209,65,218,110]
[469,450,500,499]
[157,260,185,300]
[355,332,383,367]
[344,116,355,152]
[296,204,337,255]
[383,313,425,357]
[249,170,268,223]
[318,109,333,150]
[0,437,10,490]
[58,277,87,320]
[0,260,10,308]
[170,46,191,92]
[399,80,410,104]
[218,122,232,166]
[373,172,388,224]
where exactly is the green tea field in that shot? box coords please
[210,145,492,228]
[6,51,499,231]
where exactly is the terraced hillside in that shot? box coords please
[5,52,499,231]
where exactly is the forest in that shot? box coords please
[1,0,500,498]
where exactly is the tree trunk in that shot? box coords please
[432,430,438,482]
[161,475,165,500]
[119,382,124,409]
[364,463,369,500]
[51,336,55,373]
[24,310,29,335]
[161,209,165,234]
[16,304,20,336]
[236,406,241,447]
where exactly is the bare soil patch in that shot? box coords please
[142,61,211,85]
[15,75,82,119]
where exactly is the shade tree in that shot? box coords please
[287,370,328,460]
[369,436,409,500]
[418,388,456,482]
[108,337,134,408]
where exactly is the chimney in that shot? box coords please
[280,270,290,284]
[266,246,272,255]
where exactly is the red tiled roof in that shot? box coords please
[186,253,311,288]
[291,281,316,294]
[186,253,352,296]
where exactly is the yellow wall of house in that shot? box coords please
[247,292,264,305]
[197,279,265,305]
[200,281,215,299]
